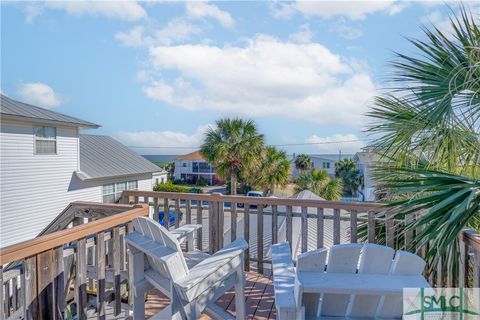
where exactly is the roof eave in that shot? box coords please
[0,113,101,129]
[75,170,160,182]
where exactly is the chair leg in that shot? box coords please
[234,265,246,320]
[129,250,146,319]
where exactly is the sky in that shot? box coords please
[2,0,479,155]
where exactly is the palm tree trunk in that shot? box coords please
[230,172,237,195]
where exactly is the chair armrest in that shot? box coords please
[272,243,296,320]
[174,240,246,301]
[213,239,248,257]
[170,224,202,242]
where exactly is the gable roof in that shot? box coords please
[175,150,206,161]
[0,94,99,129]
[75,134,163,181]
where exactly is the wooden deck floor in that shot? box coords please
[143,269,276,319]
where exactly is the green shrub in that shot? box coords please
[153,181,189,193]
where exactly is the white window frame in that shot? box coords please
[34,126,57,155]
[102,180,138,203]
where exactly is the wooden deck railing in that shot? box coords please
[1,192,479,319]
[121,190,480,288]
[0,203,148,320]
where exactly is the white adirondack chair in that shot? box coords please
[272,242,429,319]
[126,217,248,320]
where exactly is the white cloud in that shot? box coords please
[17,83,62,109]
[305,133,365,153]
[271,0,405,21]
[114,124,213,155]
[116,19,201,47]
[44,1,146,21]
[330,18,363,39]
[143,35,376,126]
[289,24,313,43]
[24,4,43,24]
[186,1,234,28]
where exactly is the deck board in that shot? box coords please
[142,269,275,319]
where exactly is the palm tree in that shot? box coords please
[366,7,480,277]
[200,118,265,195]
[335,158,360,196]
[295,168,343,201]
[254,146,291,196]
[294,154,312,172]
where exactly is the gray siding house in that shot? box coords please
[0,95,165,247]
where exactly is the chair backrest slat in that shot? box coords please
[319,243,363,317]
[376,250,426,318]
[132,217,189,282]
[348,244,395,318]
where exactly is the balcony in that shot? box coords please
[1,192,479,319]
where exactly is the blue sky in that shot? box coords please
[2,1,478,155]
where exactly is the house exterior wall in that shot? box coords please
[174,159,219,185]
[0,119,153,247]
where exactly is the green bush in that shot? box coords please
[153,181,189,193]
[153,181,203,193]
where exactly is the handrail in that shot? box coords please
[122,190,384,211]
[462,228,480,251]
[0,204,148,264]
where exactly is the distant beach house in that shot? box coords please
[292,154,354,178]
[174,150,222,185]
[354,147,381,202]
[0,95,166,247]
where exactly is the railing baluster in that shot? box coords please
[24,256,38,320]
[38,250,54,320]
[473,249,480,288]
[244,205,250,271]
[368,211,376,243]
[2,268,7,320]
[301,206,308,253]
[53,247,65,320]
[0,267,3,320]
[437,255,443,288]
[175,199,181,229]
[153,198,159,222]
[231,202,237,242]
[350,210,358,243]
[12,276,18,313]
[186,199,192,224]
[405,214,414,251]
[257,205,264,274]
[272,205,278,245]
[96,232,106,320]
[333,208,340,245]
[113,227,121,315]
[163,198,169,230]
[218,200,224,249]
[76,239,87,320]
[386,212,394,248]
[317,208,324,249]
[196,200,203,251]
[459,235,469,288]
[286,205,293,249]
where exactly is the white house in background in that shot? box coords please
[292,154,354,178]
[0,94,166,247]
[354,147,381,202]
[174,150,222,185]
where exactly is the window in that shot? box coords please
[182,162,187,167]
[322,162,330,169]
[102,180,138,203]
[34,126,56,154]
